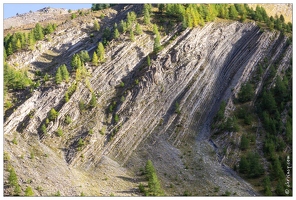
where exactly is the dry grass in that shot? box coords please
[249,3,292,23]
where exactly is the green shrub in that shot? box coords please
[114,114,119,123]
[240,134,249,150]
[79,100,86,112]
[65,115,72,124]
[237,82,254,103]
[48,108,58,121]
[56,128,63,137]
[25,186,34,196]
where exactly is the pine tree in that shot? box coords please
[78,50,90,63]
[240,134,249,150]
[239,155,249,173]
[21,32,27,49]
[238,82,254,103]
[71,54,81,70]
[61,64,69,82]
[89,92,97,108]
[15,39,21,51]
[65,92,69,102]
[55,67,62,84]
[145,160,164,196]
[49,108,58,121]
[153,33,161,53]
[158,4,165,13]
[229,5,238,20]
[97,42,105,62]
[11,34,17,52]
[263,176,273,196]
[44,24,54,35]
[120,20,127,33]
[114,28,120,39]
[130,29,135,42]
[34,23,44,40]
[6,42,13,56]
[145,160,156,179]
[93,20,100,31]
[135,23,142,35]
[92,51,98,65]
[27,31,35,50]
[272,157,285,180]
[144,6,151,25]
[8,167,18,187]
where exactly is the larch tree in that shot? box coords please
[55,67,62,84]
[153,33,161,53]
[92,51,98,65]
[143,6,151,25]
[229,5,239,20]
[34,23,44,41]
[61,64,70,82]
[130,29,135,42]
[97,42,105,62]
[114,28,120,39]
[135,23,142,35]
[15,39,21,51]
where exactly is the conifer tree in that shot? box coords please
[61,64,69,82]
[92,51,98,65]
[143,5,151,25]
[158,4,165,13]
[145,160,164,196]
[154,33,161,53]
[65,92,69,102]
[15,39,21,51]
[130,29,135,42]
[21,32,27,49]
[34,23,44,40]
[135,23,142,35]
[6,42,13,56]
[89,92,97,108]
[49,108,58,121]
[97,42,105,62]
[239,155,249,173]
[78,50,90,63]
[263,176,273,196]
[55,67,62,84]
[229,5,239,20]
[27,31,35,50]
[11,34,17,52]
[120,20,127,33]
[44,24,54,35]
[71,54,82,70]
[93,20,100,31]
[114,28,120,39]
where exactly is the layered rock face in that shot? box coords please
[4,5,292,196]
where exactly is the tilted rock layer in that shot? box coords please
[4,5,292,196]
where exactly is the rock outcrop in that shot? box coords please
[4,5,292,196]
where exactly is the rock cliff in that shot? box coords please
[3,4,292,196]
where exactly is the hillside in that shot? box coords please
[3,4,292,196]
